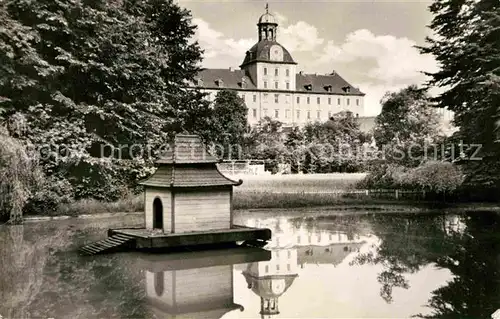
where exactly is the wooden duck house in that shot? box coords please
[139,134,243,233]
[79,134,271,255]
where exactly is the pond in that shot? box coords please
[1,209,500,318]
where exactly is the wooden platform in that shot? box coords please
[107,225,271,250]
[138,246,271,272]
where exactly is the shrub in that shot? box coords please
[0,128,44,223]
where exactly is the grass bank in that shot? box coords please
[27,173,500,218]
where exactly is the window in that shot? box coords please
[328,111,331,118]
[276,250,280,257]
[253,94,257,102]
[297,96,300,104]
[285,94,290,104]
[338,98,341,105]
[286,69,290,77]
[307,111,311,119]
[296,110,300,119]
[263,108,268,116]
[286,82,290,90]
[317,97,320,104]
[347,98,350,106]
[275,68,279,76]
[264,81,268,88]
[274,94,279,103]
[253,108,257,118]
[264,67,267,76]
[297,236,301,243]
[288,250,292,258]
[317,110,320,119]
[356,98,360,106]
[328,97,331,105]
[307,97,310,104]
[276,264,280,271]
[274,81,279,89]
[287,264,291,271]
[265,265,269,273]
[329,234,332,240]
[308,236,311,243]
[275,109,279,118]
[285,109,290,118]
[263,93,268,103]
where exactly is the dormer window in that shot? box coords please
[239,77,247,88]
[305,84,312,91]
[343,86,351,93]
[324,84,332,92]
[215,79,224,87]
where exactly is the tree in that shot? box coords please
[301,111,368,173]
[373,85,442,167]
[246,117,287,173]
[208,90,248,159]
[0,0,210,200]
[419,0,500,193]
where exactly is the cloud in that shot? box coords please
[279,20,325,52]
[192,18,254,62]
[317,29,438,86]
[191,14,326,64]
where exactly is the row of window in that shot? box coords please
[263,67,290,77]
[264,264,292,273]
[263,81,290,90]
[242,93,360,106]
[253,108,354,120]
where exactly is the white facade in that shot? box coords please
[203,86,364,127]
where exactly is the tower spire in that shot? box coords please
[265,3,269,13]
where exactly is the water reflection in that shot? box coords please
[1,211,500,318]
[138,247,270,319]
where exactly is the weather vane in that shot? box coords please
[265,3,269,13]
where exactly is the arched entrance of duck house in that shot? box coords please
[152,197,163,230]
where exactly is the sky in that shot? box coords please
[177,0,439,116]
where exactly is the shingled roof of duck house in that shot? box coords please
[139,134,243,234]
[139,134,243,188]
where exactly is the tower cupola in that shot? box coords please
[258,4,278,41]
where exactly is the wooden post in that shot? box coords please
[171,191,175,233]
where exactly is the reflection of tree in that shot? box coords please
[350,213,452,303]
[415,212,500,319]
[0,224,146,318]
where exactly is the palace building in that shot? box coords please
[190,5,365,128]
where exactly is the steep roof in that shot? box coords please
[193,69,364,96]
[138,134,242,188]
[297,242,365,266]
[296,72,364,95]
[241,40,296,66]
[138,164,242,188]
[194,69,257,90]
[156,134,218,164]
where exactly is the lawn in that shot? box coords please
[41,173,370,216]
[233,173,367,193]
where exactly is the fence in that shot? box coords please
[256,189,436,201]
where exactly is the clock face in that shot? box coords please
[270,45,283,61]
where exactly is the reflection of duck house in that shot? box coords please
[80,135,271,255]
[142,247,271,319]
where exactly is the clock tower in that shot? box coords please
[240,4,297,91]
